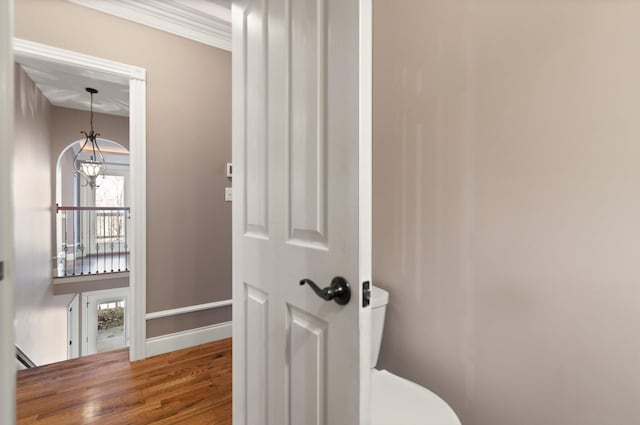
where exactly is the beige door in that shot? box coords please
[231,0,373,424]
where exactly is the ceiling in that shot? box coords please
[17,57,130,117]
[15,0,234,117]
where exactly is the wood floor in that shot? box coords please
[17,339,232,425]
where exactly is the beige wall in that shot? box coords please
[13,64,73,365]
[373,1,640,424]
[51,106,129,158]
[58,148,74,208]
[16,0,232,335]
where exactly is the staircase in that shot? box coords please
[15,345,36,370]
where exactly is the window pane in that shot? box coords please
[95,175,125,207]
[96,299,126,353]
[95,175,126,243]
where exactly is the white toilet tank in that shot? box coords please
[370,285,389,369]
[369,285,462,425]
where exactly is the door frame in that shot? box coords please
[67,294,80,359]
[13,39,148,361]
[0,0,15,423]
[82,288,130,356]
[358,0,373,420]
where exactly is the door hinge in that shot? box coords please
[0,261,4,281]
[363,281,371,308]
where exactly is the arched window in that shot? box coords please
[55,139,130,277]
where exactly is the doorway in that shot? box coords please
[13,39,147,362]
[82,288,130,356]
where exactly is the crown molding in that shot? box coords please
[14,38,145,81]
[68,0,232,52]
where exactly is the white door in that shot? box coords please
[0,0,15,423]
[82,288,130,355]
[67,295,80,359]
[232,0,372,424]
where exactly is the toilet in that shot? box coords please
[370,286,461,425]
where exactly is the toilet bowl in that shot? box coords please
[370,286,461,425]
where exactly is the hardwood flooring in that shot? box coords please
[17,339,232,425]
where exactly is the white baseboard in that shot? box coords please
[145,321,232,358]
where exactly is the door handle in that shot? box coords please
[299,276,351,305]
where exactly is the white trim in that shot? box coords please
[358,0,373,423]
[231,2,245,422]
[14,39,148,361]
[53,271,130,285]
[13,38,144,81]
[128,72,147,361]
[0,0,15,423]
[145,321,232,358]
[146,299,232,320]
[69,0,232,52]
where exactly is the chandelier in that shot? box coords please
[74,87,106,189]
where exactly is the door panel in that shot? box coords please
[245,284,269,424]
[233,0,371,424]
[288,0,327,247]
[244,0,269,238]
[287,305,327,425]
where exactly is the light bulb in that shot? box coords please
[80,161,103,178]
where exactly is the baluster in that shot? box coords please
[88,207,92,274]
[63,209,68,277]
[71,209,76,275]
[110,211,114,272]
[125,210,129,272]
[103,209,107,273]
[79,209,84,274]
[96,210,100,274]
[118,210,122,272]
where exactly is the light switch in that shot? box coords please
[225,187,232,202]
[226,163,233,177]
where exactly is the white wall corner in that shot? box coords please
[145,321,232,358]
